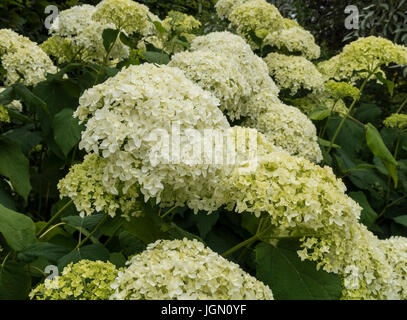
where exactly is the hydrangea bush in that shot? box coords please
[0,0,407,301]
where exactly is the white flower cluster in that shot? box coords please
[264,27,321,60]
[170,31,321,162]
[170,32,279,121]
[43,4,129,64]
[61,63,231,215]
[264,52,324,95]
[243,101,323,163]
[111,238,274,300]
[0,29,57,86]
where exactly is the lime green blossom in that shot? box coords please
[318,36,407,83]
[325,81,361,100]
[111,238,274,300]
[30,260,120,300]
[264,52,324,95]
[383,113,407,129]
[92,0,152,35]
[163,10,201,34]
[228,0,284,41]
[264,27,321,60]
[0,105,10,123]
[0,29,57,86]
[215,0,250,19]
[291,91,349,115]
[57,153,142,218]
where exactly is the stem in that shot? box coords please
[327,71,375,154]
[320,99,339,138]
[74,215,109,250]
[160,206,178,219]
[222,223,273,257]
[37,200,73,237]
[396,96,407,114]
[39,222,66,239]
[104,221,124,247]
[1,251,11,268]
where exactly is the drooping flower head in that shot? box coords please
[30,260,120,300]
[111,238,274,300]
[318,36,407,83]
[0,29,57,86]
[264,27,321,60]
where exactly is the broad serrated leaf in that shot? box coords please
[53,108,83,157]
[0,262,31,300]
[0,136,31,201]
[18,242,69,263]
[0,203,37,251]
[255,242,342,300]
[57,243,110,270]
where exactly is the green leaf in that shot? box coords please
[0,203,37,251]
[13,83,49,116]
[141,51,170,65]
[119,231,146,257]
[0,262,31,300]
[255,242,342,300]
[18,242,69,263]
[0,87,16,105]
[123,213,168,245]
[62,214,105,231]
[102,28,120,52]
[189,211,219,238]
[57,243,110,270]
[394,215,407,227]
[375,72,395,96]
[365,123,398,186]
[4,125,42,156]
[309,107,331,121]
[53,108,83,157]
[0,136,32,201]
[349,191,382,233]
[109,252,126,268]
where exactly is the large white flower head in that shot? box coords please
[44,5,128,64]
[228,0,285,41]
[243,100,322,163]
[318,36,407,83]
[264,52,324,95]
[184,32,279,120]
[110,238,274,300]
[73,63,231,214]
[264,27,321,60]
[0,29,57,86]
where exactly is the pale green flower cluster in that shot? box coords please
[57,153,142,218]
[215,0,250,19]
[44,5,129,64]
[111,238,274,300]
[0,105,9,123]
[30,260,119,300]
[292,91,348,115]
[325,81,361,101]
[383,113,407,130]
[228,0,284,41]
[162,10,201,34]
[264,27,321,60]
[298,223,407,300]
[92,0,152,35]
[0,29,57,86]
[243,101,323,163]
[69,63,230,214]
[228,146,361,233]
[264,52,325,95]
[318,36,407,83]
